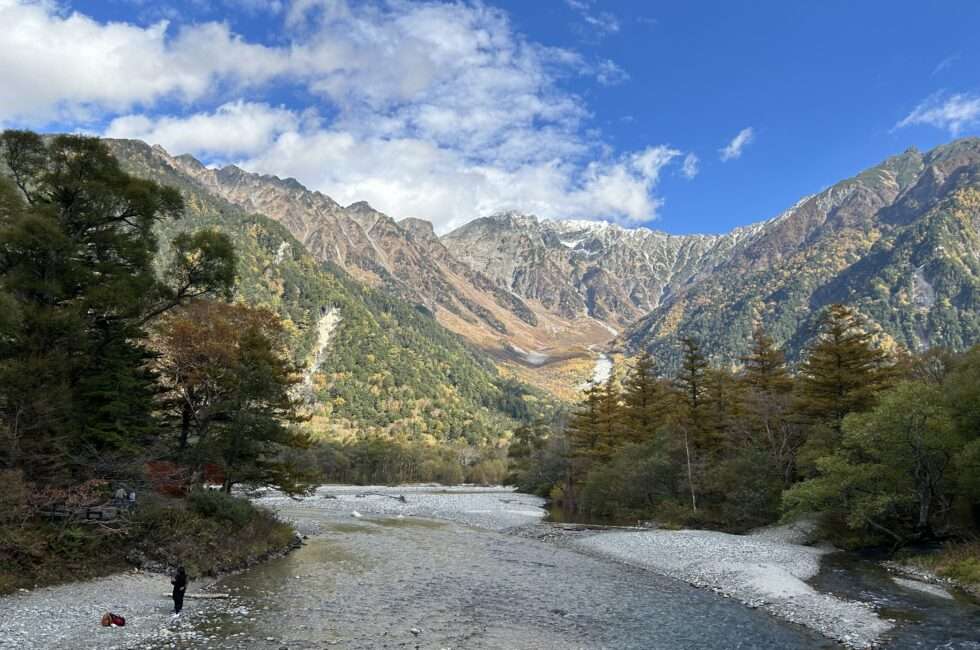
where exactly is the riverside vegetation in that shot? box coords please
[510,306,980,585]
[0,131,308,592]
[0,131,548,592]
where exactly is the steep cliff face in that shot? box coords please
[153,148,542,338]
[620,140,980,368]
[441,212,759,328]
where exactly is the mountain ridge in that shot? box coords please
[109,136,980,387]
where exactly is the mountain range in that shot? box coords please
[107,137,980,396]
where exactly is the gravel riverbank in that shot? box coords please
[0,485,954,649]
[574,527,892,649]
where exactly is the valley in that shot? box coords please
[4,4,980,649]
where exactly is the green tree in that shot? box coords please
[0,131,235,479]
[620,351,667,444]
[943,346,980,509]
[785,382,962,544]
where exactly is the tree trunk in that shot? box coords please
[684,429,697,513]
[917,487,932,533]
[179,402,192,451]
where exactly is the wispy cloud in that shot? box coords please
[565,0,620,40]
[719,127,754,161]
[681,153,699,179]
[932,54,959,76]
[897,92,980,135]
[595,59,629,86]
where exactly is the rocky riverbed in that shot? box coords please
[1,486,976,649]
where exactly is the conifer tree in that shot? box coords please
[702,367,740,449]
[595,368,623,458]
[676,337,708,432]
[675,336,708,512]
[566,381,604,470]
[620,350,665,444]
[0,131,235,479]
[797,304,893,435]
[739,328,799,484]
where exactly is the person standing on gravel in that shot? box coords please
[171,566,187,617]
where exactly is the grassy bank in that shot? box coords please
[902,542,980,595]
[0,490,295,595]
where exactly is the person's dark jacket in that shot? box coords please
[172,568,187,593]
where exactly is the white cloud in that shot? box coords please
[896,92,980,135]
[681,152,699,179]
[1,0,677,230]
[932,54,958,76]
[719,127,754,161]
[0,0,289,123]
[105,101,302,158]
[237,129,680,232]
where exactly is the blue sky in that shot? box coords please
[2,1,979,234]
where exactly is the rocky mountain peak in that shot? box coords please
[399,217,437,242]
[346,200,376,213]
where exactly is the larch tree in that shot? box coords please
[797,304,893,433]
[795,304,894,469]
[739,328,800,484]
[675,336,708,512]
[620,350,667,444]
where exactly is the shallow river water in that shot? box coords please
[3,486,977,649]
[142,511,832,649]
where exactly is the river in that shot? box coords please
[2,486,976,649]
[137,491,832,650]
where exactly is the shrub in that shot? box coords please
[187,489,256,527]
[467,459,507,485]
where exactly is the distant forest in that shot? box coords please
[511,304,980,552]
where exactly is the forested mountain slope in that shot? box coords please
[106,139,551,443]
[111,141,619,398]
[621,139,980,368]
[108,136,980,387]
